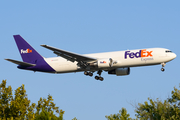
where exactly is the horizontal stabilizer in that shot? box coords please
[5,59,36,67]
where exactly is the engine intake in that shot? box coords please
[108,67,130,76]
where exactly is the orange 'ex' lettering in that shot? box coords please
[141,49,153,57]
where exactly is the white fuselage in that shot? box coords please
[44,48,176,73]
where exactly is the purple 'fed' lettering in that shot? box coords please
[125,50,142,59]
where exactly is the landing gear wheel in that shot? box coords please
[95,76,99,80]
[89,72,93,76]
[99,77,104,81]
[161,68,165,72]
[84,71,89,75]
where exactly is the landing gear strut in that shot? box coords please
[161,63,166,72]
[95,70,104,81]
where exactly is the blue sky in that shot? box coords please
[1,1,180,119]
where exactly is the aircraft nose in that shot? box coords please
[172,53,177,59]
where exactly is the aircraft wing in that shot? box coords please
[5,59,36,67]
[41,45,97,63]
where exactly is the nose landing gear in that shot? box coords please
[161,63,166,72]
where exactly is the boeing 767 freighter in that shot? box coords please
[5,35,176,81]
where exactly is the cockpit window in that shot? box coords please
[165,50,172,53]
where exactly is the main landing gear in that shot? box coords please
[84,70,104,81]
[95,70,104,81]
[161,62,166,72]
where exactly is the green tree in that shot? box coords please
[35,107,50,120]
[106,85,180,120]
[26,102,36,119]
[35,95,64,120]
[168,86,180,118]
[72,117,78,120]
[10,84,31,119]
[135,98,173,119]
[0,80,65,120]
[0,80,13,119]
[105,108,134,120]
[135,86,180,119]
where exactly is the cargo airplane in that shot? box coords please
[5,35,176,81]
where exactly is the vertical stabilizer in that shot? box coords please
[13,35,43,64]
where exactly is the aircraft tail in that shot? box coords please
[13,35,43,64]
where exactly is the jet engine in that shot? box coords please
[97,58,113,68]
[108,67,130,76]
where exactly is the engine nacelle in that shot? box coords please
[97,58,113,68]
[108,67,130,76]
